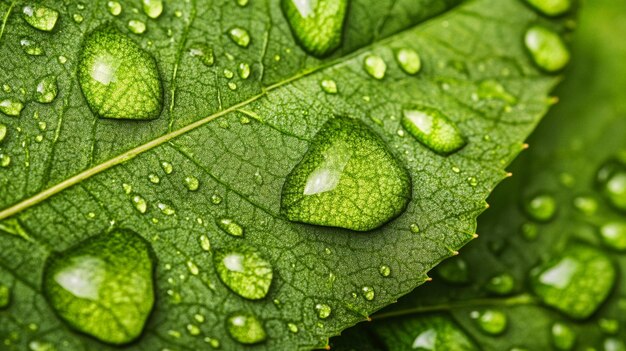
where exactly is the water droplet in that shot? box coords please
[186,323,200,336]
[226,312,266,344]
[78,25,163,120]
[281,117,411,231]
[0,99,23,117]
[228,27,251,47]
[189,44,214,66]
[525,0,571,16]
[287,322,298,333]
[0,284,10,309]
[223,69,234,79]
[604,338,626,351]
[148,173,160,184]
[530,245,616,319]
[320,79,338,94]
[158,203,176,215]
[402,107,466,155]
[524,25,570,73]
[485,273,515,295]
[22,5,59,32]
[281,0,347,57]
[214,245,273,299]
[107,1,122,16]
[211,194,223,205]
[194,314,206,323]
[142,0,163,19]
[35,76,58,103]
[73,14,84,23]
[0,124,7,143]
[122,183,132,194]
[551,322,576,350]
[379,265,391,277]
[395,48,421,75]
[363,54,387,79]
[477,80,517,104]
[42,230,155,344]
[467,177,478,187]
[470,309,507,335]
[0,154,12,167]
[597,160,626,211]
[410,223,420,233]
[236,0,249,6]
[573,195,598,215]
[600,221,626,251]
[436,257,469,285]
[132,195,147,213]
[520,222,539,241]
[204,337,220,348]
[524,193,557,222]
[186,260,199,275]
[599,318,619,335]
[361,286,375,301]
[216,218,244,237]
[199,235,211,251]
[315,303,331,319]
[128,20,147,34]
[20,38,44,56]
[238,62,251,79]
[228,82,237,90]
[184,176,199,191]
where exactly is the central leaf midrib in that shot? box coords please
[0,3,464,221]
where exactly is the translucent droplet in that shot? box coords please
[0,124,7,143]
[236,0,249,7]
[142,0,163,19]
[600,221,626,251]
[158,203,176,215]
[0,284,10,309]
[315,303,331,319]
[183,176,199,191]
[199,235,211,251]
[551,322,576,350]
[597,160,626,211]
[132,195,148,213]
[214,245,273,299]
[402,107,466,155]
[186,260,199,275]
[524,25,570,73]
[363,54,387,79]
[525,0,571,16]
[78,25,163,120]
[42,230,155,344]
[72,14,84,23]
[189,44,215,66]
[281,117,411,231]
[204,337,220,348]
[379,265,391,277]
[0,154,12,167]
[477,80,517,104]
[530,245,616,319]
[524,193,557,222]
[598,318,619,335]
[281,0,347,57]
[186,323,200,336]
[573,196,598,215]
[228,27,251,48]
[128,20,147,34]
[520,222,539,241]
[35,76,58,104]
[148,173,160,184]
[161,161,173,174]
[228,82,237,90]
[211,194,223,205]
[0,99,23,117]
[223,69,234,79]
[485,273,515,295]
[410,223,420,233]
[470,309,507,335]
[238,62,251,79]
[20,38,44,56]
[320,79,338,94]
[226,312,266,344]
[604,338,626,351]
[287,322,298,333]
[22,5,59,32]
[107,1,122,16]
[361,286,375,301]
[216,218,244,237]
[436,257,469,285]
[395,48,421,75]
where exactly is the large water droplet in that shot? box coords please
[228,27,251,48]
[363,54,387,79]
[530,245,615,319]
[281,117,412,231]
[226,312,266,344]
[22,5,59,32]
[525,0,571,16]
[78,25,163,120]
[0,99,24,117]
[214,245,273,300]
[402,107,466,155]
[281,0,347,57]
[551,322,576,350]
[524,25,570,73]
[216,218,244,237]
[42,230,155,344]
[600,221,626,251]
[35,76,58,103]
[436,257,469,285]
[469,309,507,335]
[524,193,557,222]
[142,0,163,19]
[315,303,331,319]
[395,48,421,75]
[0,284,10,309]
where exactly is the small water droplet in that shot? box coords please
[204,337,220,348]
[600,221,626,251]
[142,0,163,19]
[410,223,420,233]
[42,230,155,344]
[524,193,557,222]
[223,69,234,79]
[28,341,56,351]
[551,322,576,350]
[467,177,478,187]
[238,62,251,79]
[158,203,176,215]
[485,273,515,295]
[597,160,626,211]
[228,27,251,47]
[253,169,263,185]
[395,48,421,75]
[598,318,619,335]
[107,1,122,16]
[470,309,507,335]
[194,314,206,323]
[148,173,160,184]
[35,76,58,103]
[402,107,466,155]
[525,0,571,16]
[287,322,298,333]
[20,38,44,56]
[228,82,237,90]
[573,195,598,215]
[216,218,244,237]
[603,337,626,351]
[128,20,147,34]
[214,245,272,299]
[0,124,7,143]
[524,25,570,73]
[0,284,10,309]
[520,222,539,241]
[185,176,199,191]
[315,303,331,319]
[320,79,338,94]
[186,323,200,336]
[72,14,84,23]
[22,5,59,32]
[0,154,12,167]
[186,260,199,275]
[199,235,211,251]
[226,312,266,344]
[379,265,391,277]
[236,0,249,6]
[189,44,215,66]
[132,195,148,213]
[361,286,375,301]
[211,194,223,205]
[363,54,387,79]
[477,80,517,104]
[122,183,132,194]
[160,161,173,174]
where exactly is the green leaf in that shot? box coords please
[336,0,626,349]
[0,0,568,349]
